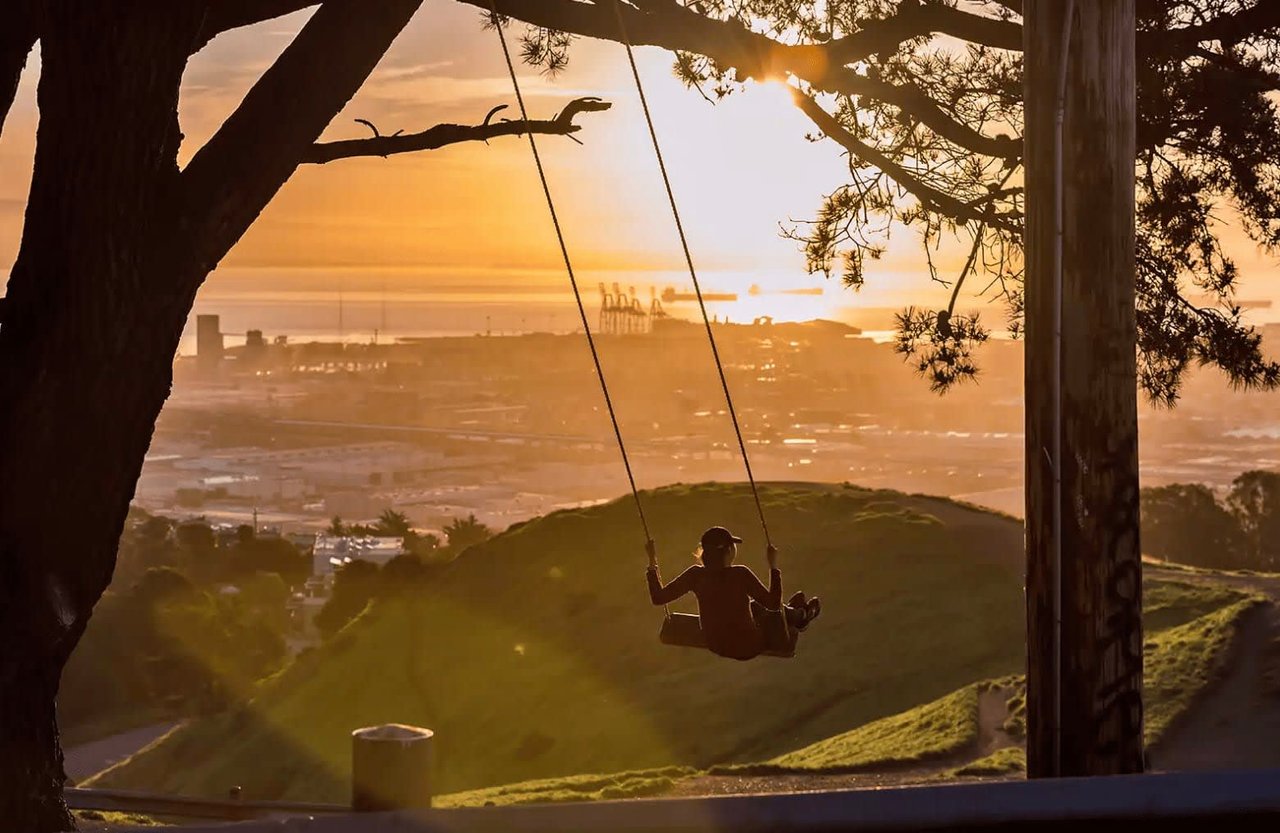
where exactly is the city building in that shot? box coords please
[196,314,224,375]
[311,534,406,578]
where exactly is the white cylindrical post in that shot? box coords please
[351,724,434,812]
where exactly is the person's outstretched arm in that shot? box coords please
[739,545,782,610]
[646,539,700,605]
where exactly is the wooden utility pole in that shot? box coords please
[1023,0,1143,778]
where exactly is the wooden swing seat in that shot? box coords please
[658,611,798,659]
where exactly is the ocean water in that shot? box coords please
[179,269,883,355]
[181,267,1280,356]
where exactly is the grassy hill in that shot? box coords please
[431,584,1259,807]
[96,482,1026,800]
[95,482,1225,802]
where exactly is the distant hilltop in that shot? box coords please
[659,284,828,302]
[349,316,863,345]
[650,315,861,336]
[748,283,825,296]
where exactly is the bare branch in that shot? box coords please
[303,97,612,164]
[947,223,987,315]
[193,1,321,52]
[483,104,508,126]
[354,118,384,139]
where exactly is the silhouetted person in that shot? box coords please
[646,526,821,660]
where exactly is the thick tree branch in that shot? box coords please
[302,97,612,163]
[193,0,321,52]
[1193,46,1280,92]
[816,71,1020,159]
[1153,1,1280,56]
[182,0,425,267]
[792,89,1020,233]
[0,0,37,141]
[475,0,1018,158]
[822,0,1021,60]
[477,0,779,74]
[483,0,1280,69]
[478,0,1015,75]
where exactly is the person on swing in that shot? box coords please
[645,526,821,661]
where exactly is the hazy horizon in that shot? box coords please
[4,1,1278,315]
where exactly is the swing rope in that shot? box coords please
[610,2,772,549]
[487,2,651,544]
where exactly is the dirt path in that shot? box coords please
[1139,564,1280,770]
[64,722,183,784]
[1145,562,1280,598]
[663,687,1020,798]
[975,686,1018,757]
[1151,601,1280,772]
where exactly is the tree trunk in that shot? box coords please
[0,0,37,139]
[0,650,70,832]
[1024,0,1142,778]
[0,5,205,829]
[0,3,428,826]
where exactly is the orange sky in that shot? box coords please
[0,0,1276,320]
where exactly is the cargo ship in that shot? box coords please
[661,286,737,303]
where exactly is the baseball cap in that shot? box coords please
[700,526,743,550]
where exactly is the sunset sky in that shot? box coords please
[1,0,1276,323]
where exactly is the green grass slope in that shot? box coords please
[436,766,696,808]
[715,580,1257,783]
[92,482,1031,801]
[720,682,982,774]
[1144,596,1263,743]
[429,577,1257,808]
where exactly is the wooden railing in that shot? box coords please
[82,767,1280,832]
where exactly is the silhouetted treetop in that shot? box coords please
[473,0,1280,401]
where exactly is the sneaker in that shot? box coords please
[805,597,822,623]
[788,591,807,608]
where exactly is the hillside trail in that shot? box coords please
[1144,561,1280,599]
[662,686,1020,798]
[64,721,184,784]
[1148,599,1280,772]
[1142,562,1280,771]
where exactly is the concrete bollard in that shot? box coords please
[351,724,434,812]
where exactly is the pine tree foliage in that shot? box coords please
[497,0,1280,401]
